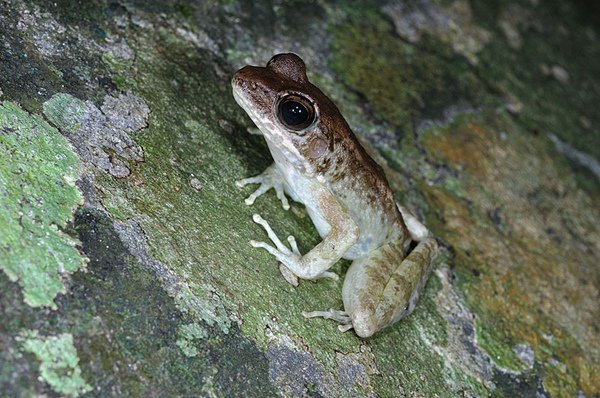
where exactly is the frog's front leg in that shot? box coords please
[251,191,359,282]
[250,214,338,284]
[236,163,290,210]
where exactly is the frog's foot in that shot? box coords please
[236,164,290,210]
[250,214,339,282]
[302,308,354,332]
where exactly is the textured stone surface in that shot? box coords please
[0,0,598,396]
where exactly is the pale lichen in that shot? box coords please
[176,323,208,357]
[43,92,149,178]
[17,330,92,397]
[0,101,84,308]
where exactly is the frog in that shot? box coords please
[232,53,438,338]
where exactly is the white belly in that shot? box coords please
[277,163,332,239]
[268,143,394,261]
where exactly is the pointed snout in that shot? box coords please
[231,65,262,90]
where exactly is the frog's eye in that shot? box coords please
[277,95,315,131]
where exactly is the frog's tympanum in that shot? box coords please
[232,53,438,338]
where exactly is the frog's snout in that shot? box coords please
[231,69,244,89]
[231,65,259,91]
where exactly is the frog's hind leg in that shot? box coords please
[343,237,438,338]
[302,308,354,332]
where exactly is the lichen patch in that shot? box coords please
[0,101,84,308]
[17,330,91,397]
[43,92,149,178]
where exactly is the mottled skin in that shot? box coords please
[232,53,438,338]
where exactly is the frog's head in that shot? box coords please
[232,53,350,174]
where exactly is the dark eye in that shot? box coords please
[277,95,315,130]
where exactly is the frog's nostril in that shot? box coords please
[232,73,242,87]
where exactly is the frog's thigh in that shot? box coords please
[342,238,438,338]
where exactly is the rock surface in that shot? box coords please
[1,0,599,396]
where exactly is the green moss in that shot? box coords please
[112,75,128,91]
[96,190,137,221]
[18,330,92,397]
[173,2,195,19]
[0,101,84,309]
[0,1,118,113]
[470,0,600,191]
[65,208,276,396]
[174,283,231,335]
[475,319,525,372]
[329,11,484,136]
[420,110,600,395]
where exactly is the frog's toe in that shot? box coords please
[252,238,302,277]
[244,184,271,205]
[303,308,351,325]
[252,214,291,255]
[274,183,290,210]
[236,163,291,208]
[287,235,300,256]
[250,239,284,258]
[236,174,268,188]
[251,214,305,271]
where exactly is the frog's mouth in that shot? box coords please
[232,86,266,127]
[231,84,249,113]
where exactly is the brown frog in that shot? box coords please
[232,53,438,337]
